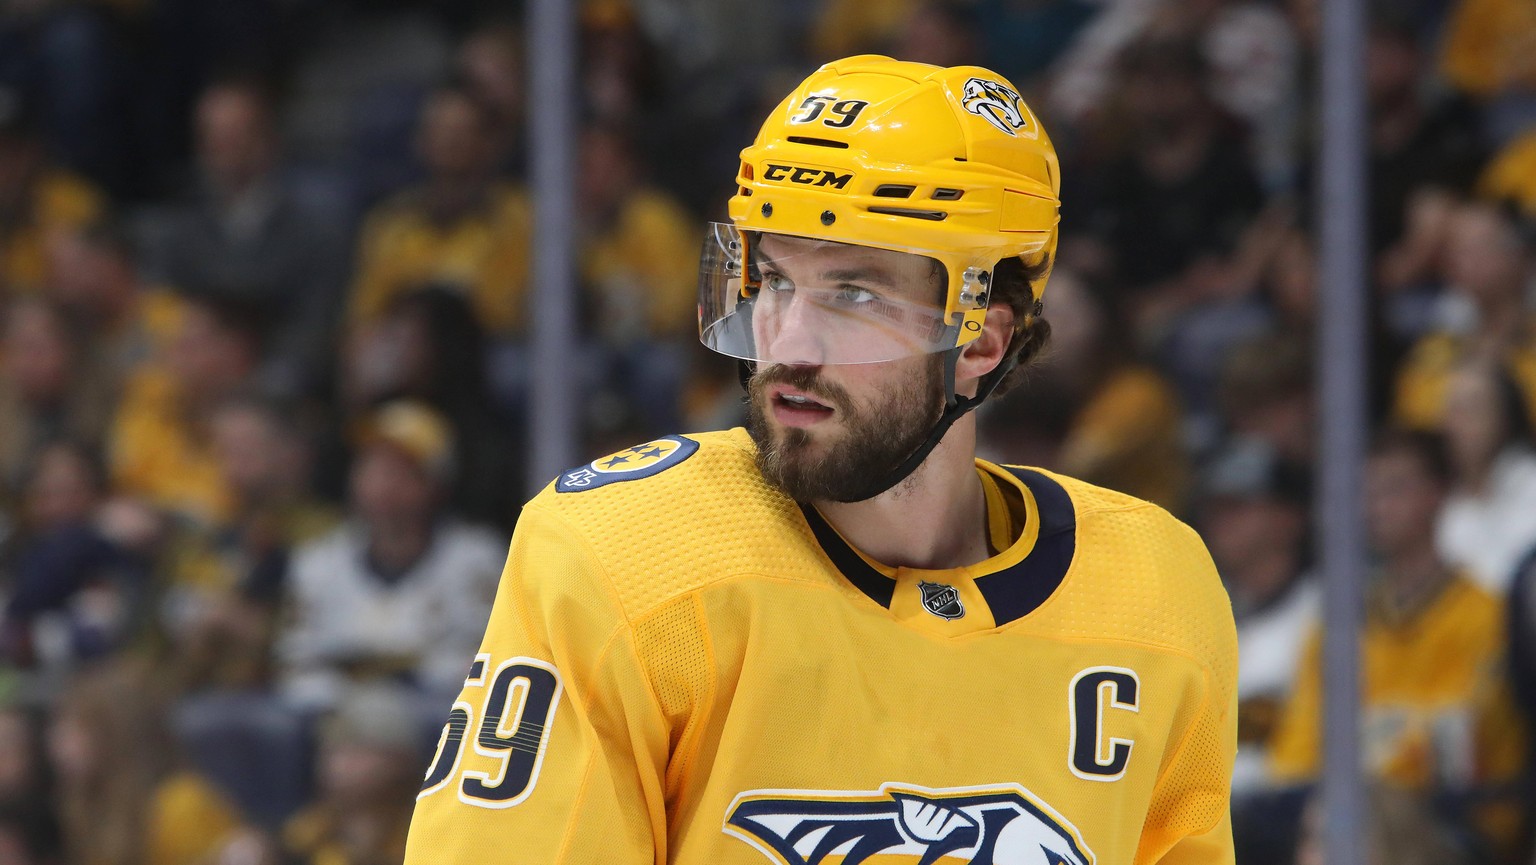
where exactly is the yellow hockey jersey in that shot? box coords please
[1268,572,1525,791]
[404,429,1238,865]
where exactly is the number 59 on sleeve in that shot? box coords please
[419,654,565,809]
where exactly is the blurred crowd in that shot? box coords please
[0,0,1533,863]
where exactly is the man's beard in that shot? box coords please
[745,359,944,502]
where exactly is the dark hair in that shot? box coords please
[1493,362,1536,449]
[1117,37,1208,82]
[181,294,271,354]
[987,253,1053,397]
[1370,427,1454,487]
[1219,332,1313,420]
[916,0,980,34]
[76,217,138,264]
[0,799,63,863]
[385,284,490,409]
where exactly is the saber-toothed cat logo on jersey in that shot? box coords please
[723,782,1094,865]
[960,78,1028,136]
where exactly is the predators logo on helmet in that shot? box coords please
[960,77,1029,135]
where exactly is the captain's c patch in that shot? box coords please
[556,435,699,492]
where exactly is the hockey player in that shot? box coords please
[404,56,1237,865]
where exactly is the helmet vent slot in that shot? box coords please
[786,136,850,149]
[867,206,948,221]
[931,188,964,201]
[873,184,915,198]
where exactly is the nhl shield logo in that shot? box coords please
[918,581,965,620]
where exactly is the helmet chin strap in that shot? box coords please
[831,347,1018,504]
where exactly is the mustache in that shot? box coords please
[749,364,848,405]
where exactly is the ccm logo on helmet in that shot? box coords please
[761,163,854,190]
[961,77,1028,136]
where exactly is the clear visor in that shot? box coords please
[697,222,961,365]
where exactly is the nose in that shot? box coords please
[757,291,828,365]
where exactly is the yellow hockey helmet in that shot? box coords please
[699,55,1060,365]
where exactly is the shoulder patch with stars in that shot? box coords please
[555,435,701,493]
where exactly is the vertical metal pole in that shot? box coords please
[527,0,579,495]
[1317,0,1368,861]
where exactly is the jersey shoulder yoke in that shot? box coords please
[527,429,814,617]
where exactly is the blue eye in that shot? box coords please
[835,286,878,304]
[764,273,794,293]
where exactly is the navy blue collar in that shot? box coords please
[799,467,1076,626]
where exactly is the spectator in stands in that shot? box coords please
[1072,37,1264,337]
[43,219,185,375]
[1153,201,1301,439]
[814,0,1094,86]
[891,2,981,71]
[808,0,919,60]
[1292,782,1477,865]
[0,87,104,295]
[0,703,63,865]
[0,297,115,500]
[1365,15,1485,257]
[348,84,532,337]
[337,287,520,529]
[456,22,525,178]
[159,395,339,691]
[1394,199,1536,432]
[577,124,697,345]
[0,700,61,862]
[1197,445,1316,865]
[0,799,62,865]
[1187,0,1301,189]
[1502,525,1536,862]
[1434,359,1536,595]
[137,78,350,398]
[0,441,149,672]
[277,401,504,710]
[1439,0,1536,142]
[282,682,425,865]
[1478,132,1536,218]
[979,270,1189,510]
[47,660,248,865]
[1257,213,1317,335]
[107,295,264,527]
[1214,331,1316,468]
[579,5,665,132]
[1269,430,1525,860]
[574,123,700,440]
[1051,0,1299,188]
[0,703,50,807]
[975,0,1099,89]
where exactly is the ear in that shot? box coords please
[954,304,1016,397]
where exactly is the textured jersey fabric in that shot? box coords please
[404,428,1237,865]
